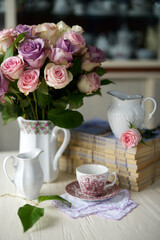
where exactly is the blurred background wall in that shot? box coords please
[0,0,160,151]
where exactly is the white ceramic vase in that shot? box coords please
[17,117,70,183]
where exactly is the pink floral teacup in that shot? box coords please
[76,164,117,196]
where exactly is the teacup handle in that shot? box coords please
[51,126,70,170]
[104,172,117,189]
[3,156,16,185]
[142,97,157,128]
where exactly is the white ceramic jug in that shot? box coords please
[3,149,43,200]
[107,90,157,138]
[17,117,70,183]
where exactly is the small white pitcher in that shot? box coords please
[3,149,43,200]
[107,90,157,138]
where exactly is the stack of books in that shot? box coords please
[58,119,160,191]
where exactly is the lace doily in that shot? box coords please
[52,189,138,220]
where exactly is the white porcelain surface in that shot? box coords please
[3,149,43,200]
[107,90,157,138]
[17,117,70,183]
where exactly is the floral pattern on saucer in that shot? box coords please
[65,181,119,201]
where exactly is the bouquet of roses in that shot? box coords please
[0,21,112,128]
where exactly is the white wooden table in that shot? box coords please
[0,151,160,240]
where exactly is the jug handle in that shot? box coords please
[3,156,16,185]
[51,126,70,170]
[142,97,157,128]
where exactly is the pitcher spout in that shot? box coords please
[34,148,44,158]
[17,116,23,127]
[107,90,142,100]
[18,148,43,160]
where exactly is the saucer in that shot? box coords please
[65,181,120,201]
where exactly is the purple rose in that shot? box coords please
[56,37,77,54]
[88,45,105,62]
[16,24,33,37]
[0,69,9,97]
[18,38,48,68]
[49,46,73,65]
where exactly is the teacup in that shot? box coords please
[76,164,117,196]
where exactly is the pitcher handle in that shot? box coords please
[3,156,16,185]
[142,97,157,128]
[51,126,70,170]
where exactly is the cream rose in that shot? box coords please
[77,72,100,94]
[0,28,16,54]
[44,63,73,89]
[1,55,25,81]
[57,21,71,33]
[35,23,58,46]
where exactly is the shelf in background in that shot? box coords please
[102,60,160,80]
[103,60,160,71]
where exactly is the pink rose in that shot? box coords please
[17,69,40,95]
[119,129,142,149]
[77,72,100,94]
[63,30,85,52]
[0,28,16,54]
[87,73,100,92]
[49,47,72,66]
[44,63,73,89]
[1,56,25,81]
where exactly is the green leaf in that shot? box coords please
[38,195,72,207]
[36,92,52,108]
[95,67,107,76]
[20,99,30,108]
[1,104,18,125]
[140,139,146,145]
[14,32,26,47]
[87,88,101,96]
[53,96,68,109]
[0,103,4,111]
[101,79,114,85]
[9,85,19,94]
[10,80,19,91]
[37,78,48,95]
[0,54,4,64]
[142,129,158,139]
[18,204,44,232]
[4,32,26,60]
[48,109,83,129]
[70,57,82,77]
[129,122,135,129]
[4,46,14,60]
[68,92,85,109]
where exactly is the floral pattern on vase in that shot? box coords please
[19,118,53,134]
